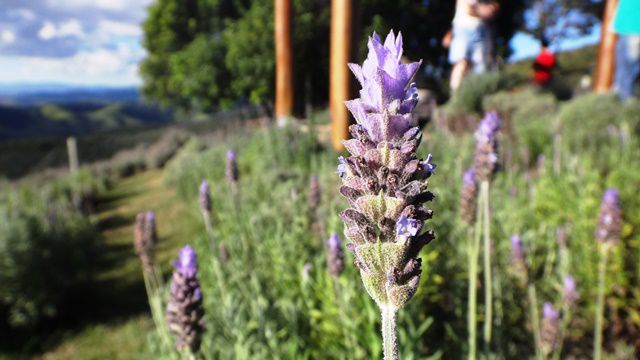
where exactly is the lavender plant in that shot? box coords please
[338,30,435,360]
[540,302,560,357]
[225,149,239,186]
[593,188,622,360]
[166,245,205,355]
[459,168,477,225]
[326,232,345,278]
[134,212,155,273]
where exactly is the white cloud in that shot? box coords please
[98,20,142,37]
[0,30,16,44]
[0,46,142,85]
[46,0,152,12]
[38,19,85,40]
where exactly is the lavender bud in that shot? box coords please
[595,188,622,246]
[198,180,211,214]
[326,232,345,277]
[308,174,321,211]
[225,149,239,185]
[339,31,434,310]
[144,211,158,247]
[133,212,154,272]
[166,245,205,354]
[459,168,477,224]
[556,226,567,248]
[562,276,579,309]
[472,112,501,182]
[510,234,528,284]
[540,302,560,355]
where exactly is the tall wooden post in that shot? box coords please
[330,0,354,151]
[594,0,619,93]
[275,0,293,124]
[66,136,79,174]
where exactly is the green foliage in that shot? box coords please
[446,72,525,117]
[0,173,101,328]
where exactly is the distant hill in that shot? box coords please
[0,102,173,142]
[0,84,140,105]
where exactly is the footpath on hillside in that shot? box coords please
[39,170,198,360]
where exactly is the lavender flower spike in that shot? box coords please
[540,302,560,356]
[595,188,622,247]
[308,174,320,211]
[459,168,477,224]
[510,234,528,284]
[562,276,579,309]
[326,232,345,277]
[339,30,434,360]
[166,245,205,354]
[225,149,239,185]
[198,180,211,214]
[472,112,501,182]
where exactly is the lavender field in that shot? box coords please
[1,1,640,359]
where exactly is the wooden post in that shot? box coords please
[330,0,354,151]
[275,0,293,124]
[66,136,79,174]
[593,0,619,93]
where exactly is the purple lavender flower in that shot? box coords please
[166,245,205,353]
[595,188,622,246]
[225,149,239,185]
[338,30,434,312]
[134,212,157,272]
[472,112,501,182]
[540,302,560,355]
[459,168,477,224]
[510,234,528,283]
[562,276,579,308]
[326,232,345,277]
[198,180,211,213]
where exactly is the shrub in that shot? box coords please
[144,129,191,169]
[0,185,98,328]
[446,72,524,117]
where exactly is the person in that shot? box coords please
[532,37,556,87]
[613,0,640,100]
[443,0,500,92]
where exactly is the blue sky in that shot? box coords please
[0,1,601,87]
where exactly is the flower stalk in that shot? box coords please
[338,31,435,360]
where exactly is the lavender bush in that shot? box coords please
[338,30,435,360]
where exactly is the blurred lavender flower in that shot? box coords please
[339,30,434,314]
[134,212,155,272]
[219,242,229,264]
[166,245,205,354]
[510,234,528,283]
[144,211,158,247]
[198,180,211,214]
[225,149,239,185]
[326,232,345,277]
[308,174,321,211]
[562,276,579,309]
[595,188,622,247]
[540,302,560,355]
[459,168,477,224]
[472,112,501,182]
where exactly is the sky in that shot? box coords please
[0,1,601,87]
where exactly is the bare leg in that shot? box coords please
[450,60,469,91]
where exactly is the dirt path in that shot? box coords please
[39,170,200,360]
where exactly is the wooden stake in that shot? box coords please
[275,0,293,124]
[593,0,619,93]
[330,0,354,151]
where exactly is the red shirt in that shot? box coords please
[533,49,555,85]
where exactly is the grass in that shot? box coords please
[30,169,200,359]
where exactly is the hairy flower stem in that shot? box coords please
[552,305,573,360]
[381,305,399,360]
[527,284,542,359]
[468,189,484,360]
[142,268,173,356]
[481,181,493,348]
[593,248,609,360]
